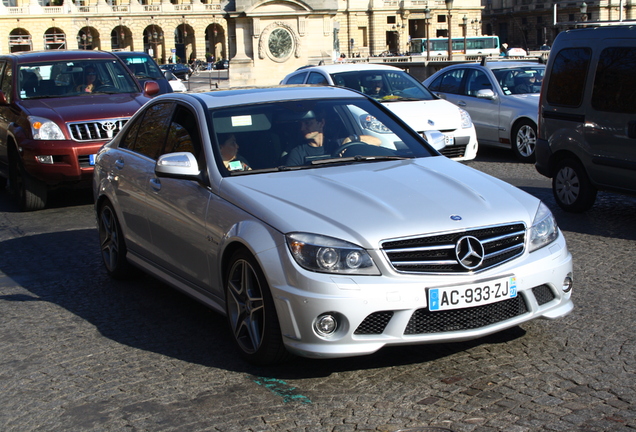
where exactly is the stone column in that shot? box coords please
[230,17,255,86]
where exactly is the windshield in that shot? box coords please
[18,59,139,99]
[329,70,436,102]
[118,55,164,80]
[210,98,435,175]
[492,66,545,95]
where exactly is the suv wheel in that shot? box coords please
[512,120,537,163]
[10,154,47,211]
[553,158,597,212]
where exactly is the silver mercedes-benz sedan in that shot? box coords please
[93,86,573,365]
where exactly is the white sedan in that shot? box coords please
[164,70,187,92]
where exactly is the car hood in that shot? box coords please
[380,99,461,133]
[20,94,149,122]
[219,157,539,248]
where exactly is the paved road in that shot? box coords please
[1,148,635,432]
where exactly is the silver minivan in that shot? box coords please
[535,26,636,212]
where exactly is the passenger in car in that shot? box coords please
[218,133,251,171]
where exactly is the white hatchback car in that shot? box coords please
[281,64,478,161]
[93,86,573,365]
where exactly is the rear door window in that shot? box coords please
[591,46,636,114]
[546,47,591,107]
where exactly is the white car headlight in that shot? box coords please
[286,233,380,275]
[528,202,559,252]
[359,114,391,134]
[29,116,65,140]
[459,108,473,129]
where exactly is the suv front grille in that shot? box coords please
[382,223,526,274]
[68,118,128,142]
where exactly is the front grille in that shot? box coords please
[440,145,467,159]
[354,311,394,335]
[532,285,556,305]
[404,295,528,334]
[382,223,526,274]
[68,118,128,142]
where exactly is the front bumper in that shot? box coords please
[20,139,104,186]
[264,232,573,359]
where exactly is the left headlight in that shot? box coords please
[528,202,559,252]
[459,108,473,129]
[28,116,65,140]
[286,233,380,275]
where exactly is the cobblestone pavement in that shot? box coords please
[0,148,635,432]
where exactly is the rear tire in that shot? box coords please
[512,120,537,163]
[98,201,136,279]
[224,249,291,365]
[552,158,597,212]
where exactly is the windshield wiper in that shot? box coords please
[311,155,409,165]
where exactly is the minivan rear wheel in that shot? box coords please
[512,120,537,163]
[553,158,597,212]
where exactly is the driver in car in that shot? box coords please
[76,66,100,93]
[285,110,381,166]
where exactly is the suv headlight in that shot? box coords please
[29,116,65,140]
[528,202,559,252]
[459,108,473,129]
[286,233,380,275]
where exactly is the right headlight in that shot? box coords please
[458,108,473,129]
[286,233,380,275]
[359,114,392,134]
[28,116,65,140]
[528,202,559,252]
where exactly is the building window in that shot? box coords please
[387,16,396,24]
[438,15,447,23]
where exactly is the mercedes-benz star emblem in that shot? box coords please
[101,121,117,138]
[455,236,485,270]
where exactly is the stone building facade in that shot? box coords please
[1,0,484,86]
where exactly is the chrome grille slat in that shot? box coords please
[67,118,129,142]
[382,223,526,274]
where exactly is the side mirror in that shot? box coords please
[476,89,496,100]
[155,152,200,178]
[144,80,161,97]
[422,130,447,152]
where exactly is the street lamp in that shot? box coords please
[471,19,482,36]
[445,0,454,60]
[76,30,92,50]
[462,15,468,54]
[424,6,431,61]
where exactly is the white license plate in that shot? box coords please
[444,134,455,146]
[89,154,96,166]
[428,276,517,312]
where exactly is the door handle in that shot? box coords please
[149,178,161,192]
[457,100,467,107]
[114,159,124,169]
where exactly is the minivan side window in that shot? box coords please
[546,48,591,107]
[591,47,636,114]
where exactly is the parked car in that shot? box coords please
[160,63,192,81]
[0,50,159,211]
[535,26,636,212]
[114,51,173,95]
[424,60,545,162]
[93,86,573,365]
[280,64,478,161]
[214,60,229,70]
[163,70,187,92]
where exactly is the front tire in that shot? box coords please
[512,120,537,163]
[98,201,135,279]
[224,249,290,365]
[9,154,47,211]
[552,158,597,212]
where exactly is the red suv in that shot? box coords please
[0,50,159,210]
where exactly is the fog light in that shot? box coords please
[36,155,54,164]
[562,273,573,293]
[314,314,338,336]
